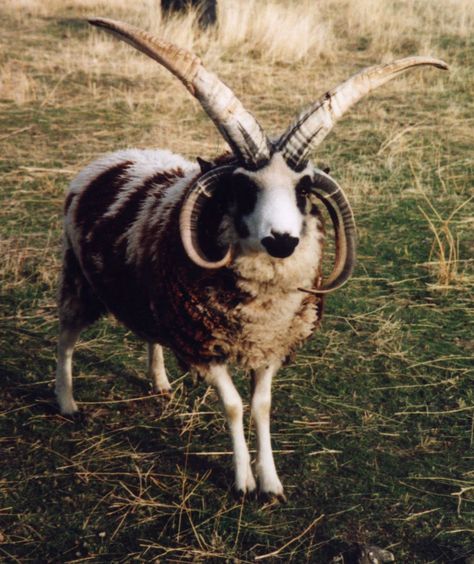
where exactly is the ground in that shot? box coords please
[0,0,473,561]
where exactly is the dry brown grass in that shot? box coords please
[6,0,474,59]
[418,195,473,290]
[2,0,474,94]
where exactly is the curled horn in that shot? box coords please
[278,56,448,170]
[88,18,272,169]
[299,170,356,294]
[179,165,235,269]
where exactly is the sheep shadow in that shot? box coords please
[1,320,232,491]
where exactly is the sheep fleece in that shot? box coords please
[62,149,324,370]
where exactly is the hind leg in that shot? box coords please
[56,244,105,415]
[56,325,82,415]
[147,343,171,393]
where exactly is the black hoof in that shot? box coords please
[258,490,287,504]
[152,388,172,400]
[232,487,257,501]
[62,409,88,426]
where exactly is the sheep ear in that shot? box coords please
[197,157,214,173]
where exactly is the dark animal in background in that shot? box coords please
[161,0,217,28]
[56,18,447,498]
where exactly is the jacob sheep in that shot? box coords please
[56,18,447,499]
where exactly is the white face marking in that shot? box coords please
[234,152,311,254]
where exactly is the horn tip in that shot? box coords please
[87,17,104,26]
[432,59,449,71]
[87,17,117,30]
[398,56,449,71]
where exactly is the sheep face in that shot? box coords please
[230,152,312,259]
[87,19,446,290]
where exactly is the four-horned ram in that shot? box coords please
[56,18,447,499]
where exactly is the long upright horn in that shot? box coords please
[89,18,272,169]
[277,56,448,170]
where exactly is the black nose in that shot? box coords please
[261,232,300,258]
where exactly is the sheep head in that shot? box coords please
[88,18,447,293]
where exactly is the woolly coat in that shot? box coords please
[61,149,324,371]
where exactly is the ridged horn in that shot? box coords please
[278,56,448,170]
[299,169,356,294]
[179,166,235,269]
[88,18,272,169]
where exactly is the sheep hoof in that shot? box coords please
[151,386,173,400]
[233,485,257,501]
[55,388,79,415]
[258,490,287,504]
[72,410,88,425]
[233,488,246,500]
[61,408,88,425]
[256,470,286,503]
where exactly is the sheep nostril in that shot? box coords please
[261,232,299,259]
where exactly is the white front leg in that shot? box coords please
[251,362,285,499]
[204,364,256,494]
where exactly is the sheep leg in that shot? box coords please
[56,325,83,415]
[147,343,171,393]
[251,362,285,500]
[204,364,256,494]
[56,243,106,415]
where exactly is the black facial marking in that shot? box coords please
[231,173,259,215]
[222,174,259,239]
[195,175,232,261]
[295,175,313,214]
[235,216,250,238]
[228,173,260,238]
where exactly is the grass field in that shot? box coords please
[1,0,473,561]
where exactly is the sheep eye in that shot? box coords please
[231,174,259,216]
[295,175,313,213]
[296,175,313,197]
